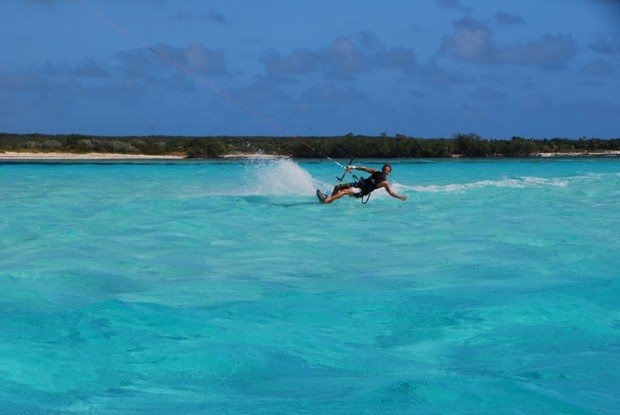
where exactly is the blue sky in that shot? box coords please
[2,0,619,138]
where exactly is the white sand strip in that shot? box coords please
[0,152,186,160]
[537,151,620,157]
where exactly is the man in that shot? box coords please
[317,163,407,204]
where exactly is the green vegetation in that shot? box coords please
[1,133,618,158]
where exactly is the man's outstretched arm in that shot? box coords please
[347,165,377,173]
[381,183,407,201]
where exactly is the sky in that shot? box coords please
[1,0,619,138]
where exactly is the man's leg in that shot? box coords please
[325,188,356,204]
[331,184,345,196]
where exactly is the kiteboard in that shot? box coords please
[316,189,327,204]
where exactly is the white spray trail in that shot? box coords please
[244,159,318,196]
[400,177,569,193]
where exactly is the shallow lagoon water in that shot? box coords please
[0,158,618,414]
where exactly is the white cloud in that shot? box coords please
[579,59,616,78]
[494,12,525,26]
[440,18,576,68]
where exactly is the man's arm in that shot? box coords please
[346,165,377,173]
[379,182,407,201]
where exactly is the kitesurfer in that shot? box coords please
[317,163,407,203]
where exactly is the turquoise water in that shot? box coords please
[0,158,618,414]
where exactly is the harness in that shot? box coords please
[356,172,386,204]
[359,172,387,195]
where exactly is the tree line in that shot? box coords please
[1,133,618,158]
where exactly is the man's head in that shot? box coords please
[382,163,392,175]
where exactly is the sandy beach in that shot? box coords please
[0,152,186,160]
[537,150,620,157]
[2,151,618,160]
[0,151,291,160]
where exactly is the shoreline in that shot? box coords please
[1,150,618,160]
[0,151,290,161]
[536,151,620,157]
[0,151,186,160]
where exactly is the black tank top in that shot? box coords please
[360,171,387,195]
